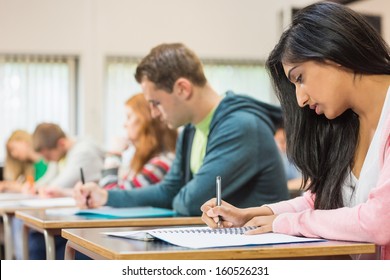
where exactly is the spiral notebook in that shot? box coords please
[105,226,323,249]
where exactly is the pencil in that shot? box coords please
[26,175,35,194]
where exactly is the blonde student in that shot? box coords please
[201,2,390,260]
[0,129,56,193]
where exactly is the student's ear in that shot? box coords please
[57,138,66,149]
[174,78,192,100]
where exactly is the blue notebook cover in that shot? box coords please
[75,206,176,219]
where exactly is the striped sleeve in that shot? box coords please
[131,152,175,188]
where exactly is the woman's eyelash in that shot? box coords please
[295,74,302,83]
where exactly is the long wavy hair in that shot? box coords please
[266,2,390,209]
[4,130,34,181]
[126,93,178,174]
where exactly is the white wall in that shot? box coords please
[349,0,390,43]
[0,0,388,145]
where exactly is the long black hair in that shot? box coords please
[266,2,390,209]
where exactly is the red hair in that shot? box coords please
[126,93,177,174]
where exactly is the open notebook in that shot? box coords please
[105,226,323,249]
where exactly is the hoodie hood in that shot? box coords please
[211,91,282,134]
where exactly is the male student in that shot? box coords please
[32,122,105,194]
[74,43,289,216]
[27,122,104,259]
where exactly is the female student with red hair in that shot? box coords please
[100,93,178,190]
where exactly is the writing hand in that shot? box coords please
[200,198,248,228]
[73,181,107,209]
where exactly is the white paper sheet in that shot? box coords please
[105,226,323,249]
[0,193,34,201]
[19,197,76,207]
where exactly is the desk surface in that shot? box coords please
[62,227,376,260]
[16,208,203,229]
[0,193,34,201]
[0,204,73,214]
[0,197,76,214]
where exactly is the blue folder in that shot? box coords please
[75,206,176,219]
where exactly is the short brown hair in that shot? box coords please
[33,123,66,151]
[135,43,207,92]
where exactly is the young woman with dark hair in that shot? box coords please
[201,2,390,259]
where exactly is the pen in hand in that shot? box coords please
[80,167,90,208]
[216,176,222,228]
[26,175,35,194]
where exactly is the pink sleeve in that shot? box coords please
[272,136,390,245]
[267,191,314,214]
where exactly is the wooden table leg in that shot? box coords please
[2,213,14,260]
[43,229,56,260]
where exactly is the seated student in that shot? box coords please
[0,129,56,193]
[33,123,105,197]
[273,120,303,197]
[74,43,289,215]
[201,2,390,260]
[28,123,105,259]
[0,130,57,260]
[100,93,177,190]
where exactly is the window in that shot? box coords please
[104,57,274,148]
[0,55,77,162]
[202,59,274,102]
[104,57,142,149]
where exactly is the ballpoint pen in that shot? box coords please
[80,167,85,184]
[216,176,222,228]
[80,167,90,207]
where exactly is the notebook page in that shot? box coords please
[106,226,323,248]
[19,197,76,207]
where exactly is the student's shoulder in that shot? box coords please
[71,138,104,156]
[217,109,270,132]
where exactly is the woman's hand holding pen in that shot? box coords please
[201,198,250,228]
[201,198,276,232]
[73,181,107,209]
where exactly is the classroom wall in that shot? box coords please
[349,0,390,40]
[0,0,388,145]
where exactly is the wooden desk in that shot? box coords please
[0,198,75,260]
[16,209,202,260]
[62,227,376,260]
[0,194,39,260]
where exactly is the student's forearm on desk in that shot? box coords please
[241,206,275,220]
[106,185,175,209]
